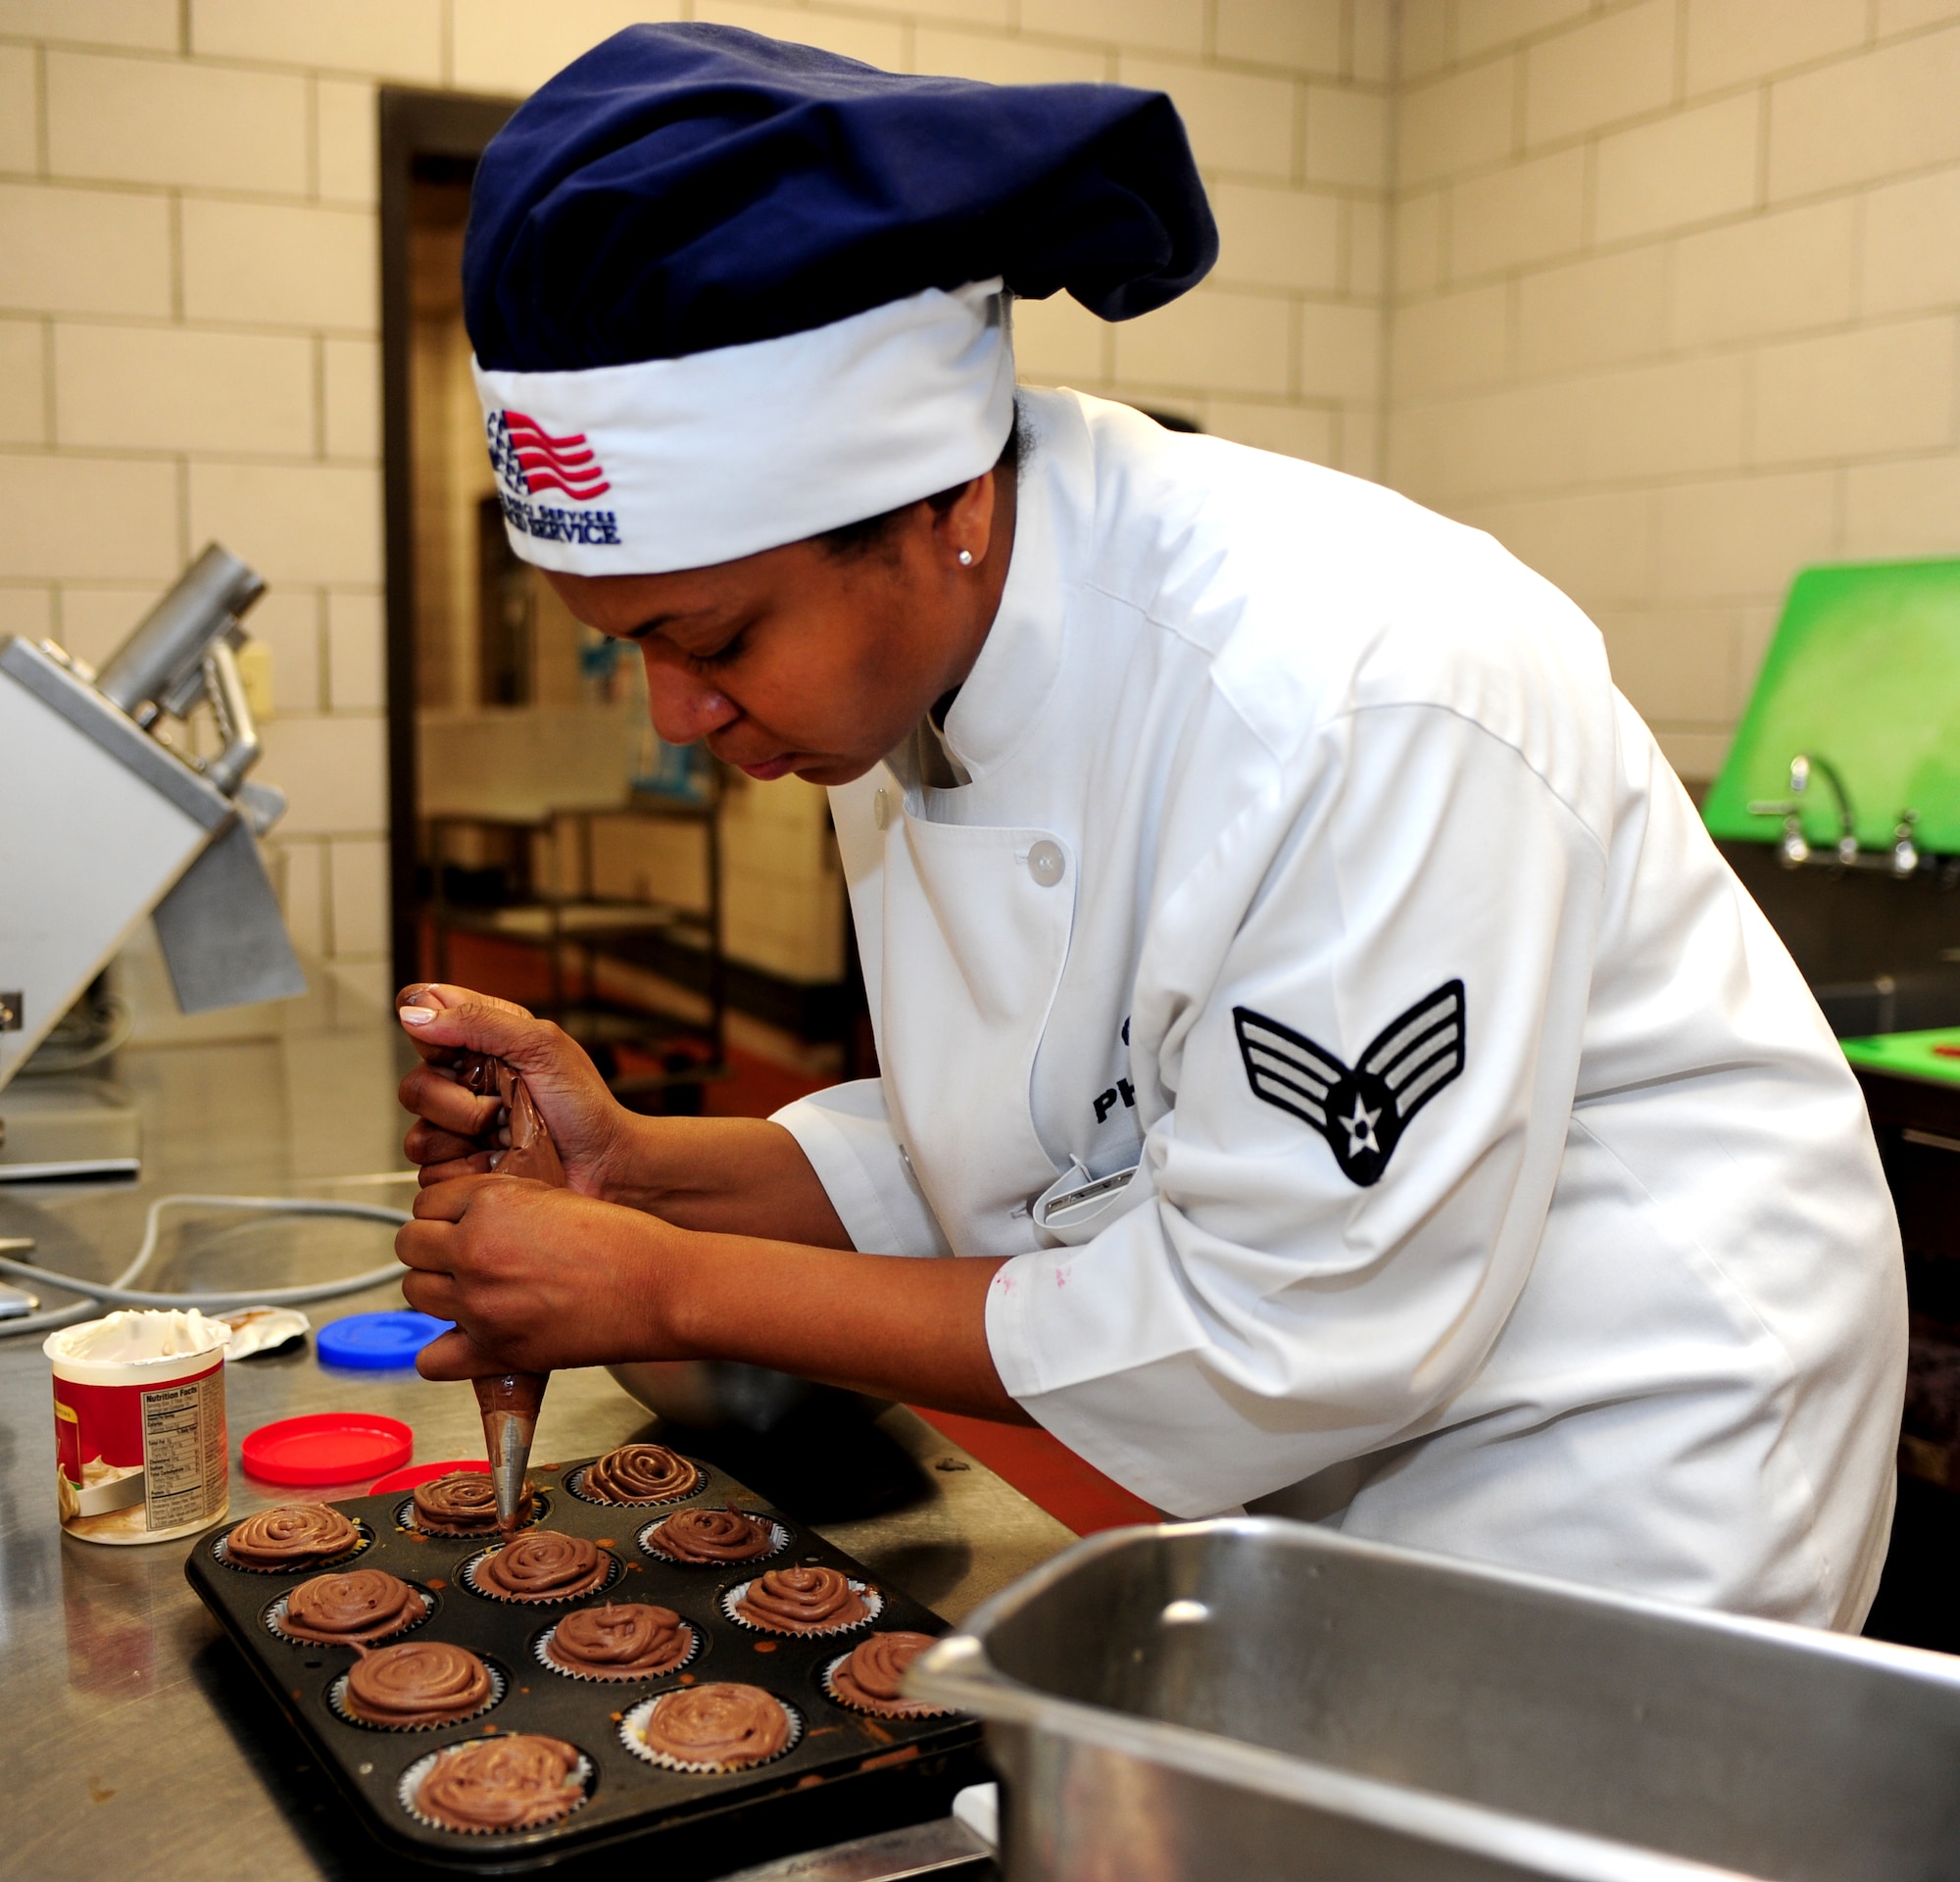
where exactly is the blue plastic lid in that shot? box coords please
[317,1311,453,1370]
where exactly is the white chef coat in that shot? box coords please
[773,387,1907,1630]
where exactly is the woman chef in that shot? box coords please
[395,24,1907,1630]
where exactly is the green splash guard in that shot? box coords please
[1701,558,1960,854]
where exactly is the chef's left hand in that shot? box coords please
[396,1171,1028,1422]
[397,1173,675,1380]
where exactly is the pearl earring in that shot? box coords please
[957,549,974,567]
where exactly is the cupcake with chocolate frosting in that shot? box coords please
[340,1640,498,1728]
[577,1443,699,1504]
[623,1683,798,1772]
[408,1734,586,1832]
[641,1504,781,1564]
[728,1564,876,1635]
[541,1603,694,1680]
[275,1567,427,1645]
[467,1530,612,1603]
[825,1631,951,1716]
[222,1504,363,1571]
[412,1471,531,1535]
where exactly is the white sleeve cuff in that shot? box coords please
[770,1078,953,1258]
[982,1204,1234,1516]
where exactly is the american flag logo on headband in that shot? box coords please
[487,410,611,503]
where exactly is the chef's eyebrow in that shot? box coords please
[622,607,736,645]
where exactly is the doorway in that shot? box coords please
[378,89,738,1113]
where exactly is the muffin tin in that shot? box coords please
[185,1453,983,1872]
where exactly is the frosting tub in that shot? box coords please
[46,1309,229,1544]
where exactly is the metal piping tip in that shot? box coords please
[474,1371,547,1533]
[482,1411,535,1531]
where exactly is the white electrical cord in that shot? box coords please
[0,1193,413,1339]
[16,991,134,1074]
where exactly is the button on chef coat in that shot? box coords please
[773,388,1906,1630]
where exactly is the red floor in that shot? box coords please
[426,924,563,1010]
[908,1407,1160,1536]
[703,1049,832,1117]
[421,924,832,1114]
[423,921,1159,1536]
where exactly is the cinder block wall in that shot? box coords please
[8,2,1960,1007]
[1388,1,1960,782]
[0,0,1387,1006]
[0,0,389,1003]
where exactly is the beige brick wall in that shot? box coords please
[0,0,393,1007]
[1388,1,1960,780]
[12,0,1954,1016]
[0,0,1388,1011]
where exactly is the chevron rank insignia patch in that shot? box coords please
[1232,981,1466,1187]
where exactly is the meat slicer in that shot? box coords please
[0,543,307,1179]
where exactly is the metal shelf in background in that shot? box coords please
[423,775,726,1106]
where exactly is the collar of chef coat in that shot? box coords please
[932,395,1087,788]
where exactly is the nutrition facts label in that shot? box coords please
[141,1371,225,1533]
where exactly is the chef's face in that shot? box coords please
[543,467,1014,788]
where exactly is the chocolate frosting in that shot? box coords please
[456,1053,565,1185]
[637,1683,792,1769]
[582,1443,699,1504]
[473,1530,609,1601]
[346,1640,493,1727]
[545,1603,693,1679]
[647,1505,775,1563]
[829,1632,946,1715]
[281,1568,425,1645]
[415,1734,584,1831]
[225,1504,361,1570]
[736,1565,868,1633]
[413,1471,530,1535]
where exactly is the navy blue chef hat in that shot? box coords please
[466,23,1215,369]
[464,23,1216,575]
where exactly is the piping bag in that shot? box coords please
[455,1052,564,1533]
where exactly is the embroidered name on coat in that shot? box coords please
[1233,982,1465,1187]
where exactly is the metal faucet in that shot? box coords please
[1892,810,1920,878]
[1752,754,1858,868]
[1792,755,1859,867]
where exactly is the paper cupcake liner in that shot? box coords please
[720,1577,882,1638]
[394,1491,551,1537]
[820,1649,956,1719]
[617,1691,803,1774]
[263,1583,433,1648]
[565,1462,704,1509]
[213,1519,372,1575]
[532,1615,701,1683]
[637,1515,789,1568]
[327,1656,508,1732]
[460,1544,621,1607]
[397,1738,592,1834]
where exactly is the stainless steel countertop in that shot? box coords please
[0,985,1071,1880]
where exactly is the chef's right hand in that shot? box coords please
[395,983,635,1198]
[396,982,854,1246]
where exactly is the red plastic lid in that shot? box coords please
[241,1412,414,1487]
[369,1458,489,1495]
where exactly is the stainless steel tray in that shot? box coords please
[909,1516,1960,1882]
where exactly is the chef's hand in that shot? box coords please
[395,980,855,1247]
[397,1168,1028,1421]
[398,1173,672,1378]
[395,983,639,1197]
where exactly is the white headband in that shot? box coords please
[471,279,1015,575]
